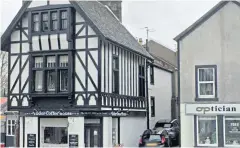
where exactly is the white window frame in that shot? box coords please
[197,67,215,98]
[196,116,218,147]
[223,116,240,147]
[6,119,15,136]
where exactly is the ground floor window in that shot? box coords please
[44,127,68,144]
[224,117,240,146]
[197,116,217,146]
[7,120,15,136]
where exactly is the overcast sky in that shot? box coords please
[0,0,220,50]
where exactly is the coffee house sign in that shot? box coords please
[185,104,240,115]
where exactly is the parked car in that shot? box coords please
[153,119,180,147]
[138,129,167,147]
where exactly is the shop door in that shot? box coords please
[84,125,101,147]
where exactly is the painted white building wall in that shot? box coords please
[24,117,38,148]
[148,67,173,128]
[68,117,84,147]
[103,117,112,147]
[120,117,146,147]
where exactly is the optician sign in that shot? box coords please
[185,104,240,115]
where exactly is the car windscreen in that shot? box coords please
[148,135,161,142]
[163,123,172,128]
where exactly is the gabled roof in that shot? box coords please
[1,0,152,58]
[174,1,240,41]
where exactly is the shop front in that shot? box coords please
[182,103,240,147]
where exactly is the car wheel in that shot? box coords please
[164,138,172,147]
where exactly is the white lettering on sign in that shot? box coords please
[25,111,79,116]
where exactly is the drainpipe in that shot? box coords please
[146,61,150,129]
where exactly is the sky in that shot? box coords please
[0,0,221,51]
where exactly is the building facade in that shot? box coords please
[146,40,178,128]
[1,0,152,147]
[175,1,240,147]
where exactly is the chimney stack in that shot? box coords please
[138,38,143,45]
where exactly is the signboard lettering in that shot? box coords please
[25,111,79,116]
[196,106,236,114]
[69,134,78,147]
[27,134,36,147]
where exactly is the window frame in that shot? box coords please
[139,63,145,97]
[32,13,40,32]
[31,53,69,94]
[223,116,240,147]
[150,96,155,117]
[60,10,68,30]
[196,116,218,147]
[195,65,217,101]
[112,55,119,94]
[150,64,154,85]
[6,120,15,136]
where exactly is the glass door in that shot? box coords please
[84,125,101,147]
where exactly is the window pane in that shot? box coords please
[42,13,49,31]
[12,124,15,135]
[198,116,217,145]
[33,14,39,22]
[34,57,43,68]
[8,125,11,135]
[47,71,55,91]
[52,20,58,30]
[51,12,58,30]
[61,20,67,30]
[44,127,68,144]
[60,70,68,91]
[42,13,48,21]
[225,117,240,146]
[61,11,67,19]
[59,55,68,67]
[33,22,39,32]
[200,83,213,95]
[51,12,57,20]
[113,71,119,93]
[47,56,56,68]
[199,68,214,81]
[34,71,43,91]
[42,22,49,31]
[113,58,119,69]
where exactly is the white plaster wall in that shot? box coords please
[68,117,84,147]
[19,117,23,147]
[180,2,240,103]
[103,117,112,147]
[148,67,172,128]
[120,117,146,147]
[24,117,38,147]
[180,103,194,147]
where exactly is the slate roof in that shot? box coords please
[1,0,152,58]
[174,1,240,41]
[73,1,152,58]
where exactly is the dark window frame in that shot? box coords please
[195,65,218,101]
[31,8,69,35]
[150,64,154,85]
[32,13,40,32]
[112,54,119,94]
[32,52,69,94]
[60,10,68,30]
[138,59,145,97]
[150,96,155,117]
[50,11,58,31]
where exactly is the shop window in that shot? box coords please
[224,117,240,146]
[6,120,15,136]
[197,116,218,146]
[44,127,68,144]
[196,65,217,99]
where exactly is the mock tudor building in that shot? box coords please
[175,1,240,147]
[1,0,152,147]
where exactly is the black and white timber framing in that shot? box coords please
[1,1,153,115]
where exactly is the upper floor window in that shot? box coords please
[150,64,154,85]
[31,9,68,33]
[32,54,69,93]
[196,65,217,99]
[32,13,39,32]
[151,96,155,117]
[112,56,119,94]
[139,64,145,97]
[60,11,67,30]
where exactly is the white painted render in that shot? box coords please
[24,117,38,148]
[103,117,113,147]
[120,117,146,147]
[148,67,172,128]
[68,117,84,147]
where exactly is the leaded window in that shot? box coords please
[51,11,58,31]
[42,12,49,31]
[32,13,39,32]
[60,11,67,30]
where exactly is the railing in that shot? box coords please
[100,93,146,109]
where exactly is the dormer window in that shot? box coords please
[31,9,68,34]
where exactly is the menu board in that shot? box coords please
[225,120,240,145]
[27,134,36,147]
[69,134,78,147]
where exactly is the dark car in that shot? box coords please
[138,129,168,147]
[153,119,180,147]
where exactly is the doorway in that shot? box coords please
[84,118,102,147]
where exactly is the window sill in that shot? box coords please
[195,98,218,101]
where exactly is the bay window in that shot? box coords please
[196,65,217,99]
[197,116,218,146]
[224,117,240,146]
[32,54,69,93]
